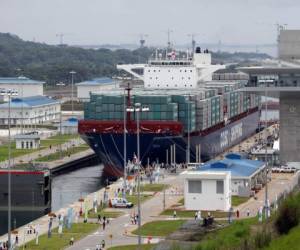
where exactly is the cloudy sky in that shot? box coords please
[0,0,299,46]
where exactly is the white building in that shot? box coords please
[182,171,231,211]
[0,96,60,125]
[15,133,40,149]
[0,77,44,102]
[76,77,119,101]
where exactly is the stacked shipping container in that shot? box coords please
[84,84,259,133]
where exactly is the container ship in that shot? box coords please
[79,47,260,177]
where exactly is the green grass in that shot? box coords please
[40,134,80,148]
[126,194,152,206]
[160,209,228,218]
[22,223,99,250]
[108,244,156,250]
[140,183,169,192]
[265,225,300,250]
[0,142,37,162]
[232,196,250,207]
[132,220,186,237]
[0,134,80,162]
[87,207,124,219]
[178,198,184,205]
[195,218,257,250]
[36,145,89,162]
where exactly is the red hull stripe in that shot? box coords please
[78,120,183,134]
[0,171,45,175]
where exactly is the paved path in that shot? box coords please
[236,172,300,218]
[66,175,184,250]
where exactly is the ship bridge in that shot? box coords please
[239,66,300,163]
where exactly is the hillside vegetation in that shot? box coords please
[0,33,271,85]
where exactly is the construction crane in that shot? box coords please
[164,29,173,50]
[187,33,199,53]
[56,33,67,45]
[139,34,148,48]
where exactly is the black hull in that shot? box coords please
[80,110,260,177]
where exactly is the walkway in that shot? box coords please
[67,175,184,249]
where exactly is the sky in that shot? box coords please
[0,0,299,46]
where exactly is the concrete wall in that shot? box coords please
[280,95,300,162]
[278,30,300,60]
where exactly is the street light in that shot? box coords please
[0,89,18,250]
[69,71,76,116]
[264,85,269,219]
[126,103,149,248]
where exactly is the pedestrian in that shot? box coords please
[236,209,240,219]
[102,220,106,230]
[194,211,197,220]
[49,145,52,150]
[131,215,134,224]
[69,237,74,245]
[246,208,250,217]
[15,235,18,245]
[101,239,106,249]
[97,214,101,223]
[197,210,201,220]
[134,215,137,225]
[173,210,177,218]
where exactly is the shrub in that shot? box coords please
[254,229,272,248]
[275,192,300,234]
[234,227,248,238]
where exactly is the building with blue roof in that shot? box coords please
[76,77,119,101]
[0,77,44,101]
[55,117,78,135]
[192,153,266,196]
[0,96,60,125]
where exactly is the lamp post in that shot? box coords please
[126,103,149,248]
[69,71,76,116]
[123,89,127,189]
[187,98,191,164]
[56,82,65,159]
[0,89,18,250]
[264,86,269,219]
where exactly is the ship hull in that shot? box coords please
[80,110,259,177]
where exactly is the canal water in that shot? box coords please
[51,164,104,211]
